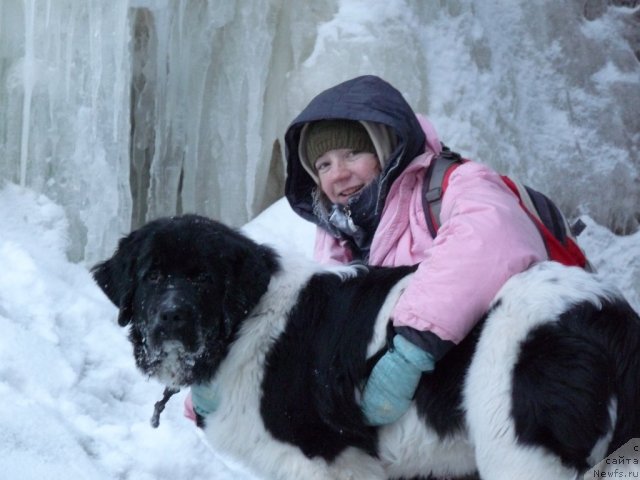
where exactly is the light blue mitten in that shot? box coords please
[361,334,435,426]
[191,381,221,418]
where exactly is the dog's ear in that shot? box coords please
[92,230,144,326]
[92,256,125,306]
[222,243,277,336]
[115,290,135,327]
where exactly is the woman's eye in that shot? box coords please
[315,161,330,173]
[345,150,358,161]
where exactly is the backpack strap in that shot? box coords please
[500,176,591,270]
[501,177,576,245]
[422,148,592,271]
[422,146,464,238]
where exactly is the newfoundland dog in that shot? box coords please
[92,214,640,480]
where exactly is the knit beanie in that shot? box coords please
[304,119,376,165]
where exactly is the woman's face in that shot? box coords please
[314,148,380,205]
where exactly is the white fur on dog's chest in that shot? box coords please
[202,269,314,477]
[202,262,388,480]
[203,342,386,478]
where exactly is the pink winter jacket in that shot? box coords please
[314,115,548,345]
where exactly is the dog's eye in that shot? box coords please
[147,271,163,283]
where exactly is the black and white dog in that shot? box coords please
[92,214,640,480]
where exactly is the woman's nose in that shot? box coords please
[328,160,350,181]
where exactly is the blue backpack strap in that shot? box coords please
[422,146,463,238]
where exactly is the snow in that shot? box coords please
[0,184,272,479]
[1,182,639,479]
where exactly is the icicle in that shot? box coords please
[19,0,36,187]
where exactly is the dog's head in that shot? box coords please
[92,215,279,387]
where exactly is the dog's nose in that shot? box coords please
[151,303,200,353]
[156,305,193,336]
[159,305,190,325]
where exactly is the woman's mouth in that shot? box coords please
[338,185,364,200]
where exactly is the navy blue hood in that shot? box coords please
[284,75,426,257]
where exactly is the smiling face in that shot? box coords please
[314,148,381,205]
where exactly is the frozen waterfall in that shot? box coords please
[1,0,638,263]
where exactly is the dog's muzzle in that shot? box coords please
[143,295,204,387]
[148,290,202,353]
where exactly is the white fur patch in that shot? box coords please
[153,340,202,387]
[366,273,413,358]
[588,398,617,467]
[378,405,477,478]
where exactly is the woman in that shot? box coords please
[283,75,547,425]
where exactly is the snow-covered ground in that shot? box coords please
[1,182,638,479]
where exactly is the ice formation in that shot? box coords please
[0,0,638,263]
